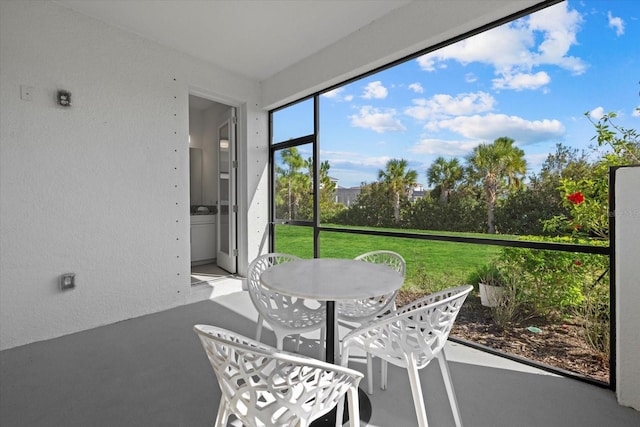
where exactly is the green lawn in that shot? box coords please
[274,224,501,293]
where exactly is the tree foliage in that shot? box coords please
[274,148,341,222]
[467,137,526,233]
[544,113,640,239]
[332,181,396,227]
[494,143,590,235]
[426,156,463,204]
[377,159,418,223]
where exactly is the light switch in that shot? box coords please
[20,85,34,101]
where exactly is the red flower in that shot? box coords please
[573,260,582,266]
[567,191,585,205]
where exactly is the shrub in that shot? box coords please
[577,269,610,360]
[490,269,522,329]
[406,265,451,295]
[494,184,568,236]
[403,192,486,233]
[472,263,505,287]
[498,236,608,319]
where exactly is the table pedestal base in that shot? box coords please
[310,388,372,426]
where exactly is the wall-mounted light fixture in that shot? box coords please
[59,272,76,290]
[57,90,71,107]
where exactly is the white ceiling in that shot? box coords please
[55,0,412,82]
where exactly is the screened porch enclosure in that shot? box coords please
[2,0,639,419]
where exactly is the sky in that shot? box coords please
[273,0,639,189]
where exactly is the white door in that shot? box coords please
[216,108,237,273]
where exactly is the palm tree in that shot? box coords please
[377,158,418,223]
[498,137,526,190]
[467,137,526,233]
[304,157,338,217]
[426,156,464,204]
[275,148,308,220]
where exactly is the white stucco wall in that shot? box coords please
[0,1,267,350]
[0,0,566,354]
[615,166,640,410]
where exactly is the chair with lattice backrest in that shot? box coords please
[335,250,405,391]
[337,250,406,324]
[194,325,363,427]
[336,285,473,427]
[247,253,326,358]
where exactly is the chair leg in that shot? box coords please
[407,354,429,427]
[335,347,351,427]
[347,385,361,427]
[276,334,284,351]
[366,353,373,395]
[319,327,326,360]
[295,334,301,352]
[381,359,388,390]
[335,397,345,427]
[437,350,463,427]
[255,314,264,341]
[334,316,340,360]
[214,398,229,427]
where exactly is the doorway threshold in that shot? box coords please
[191,261,234,285]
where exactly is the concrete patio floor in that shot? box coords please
[1,280,639,427]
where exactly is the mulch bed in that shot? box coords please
[396,290,610,384]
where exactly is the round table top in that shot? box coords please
[260,258,404,300]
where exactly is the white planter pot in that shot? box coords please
[479,283,504,307]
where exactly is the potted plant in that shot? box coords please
[476,265,505,307]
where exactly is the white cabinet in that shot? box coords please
[191,215,216,263]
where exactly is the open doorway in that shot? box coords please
[188,94,237,284]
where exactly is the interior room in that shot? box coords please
[188,94,236,284]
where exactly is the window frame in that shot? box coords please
[267,0,614,389]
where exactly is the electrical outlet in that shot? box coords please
[60,273,76,290]
[57,90,71,107]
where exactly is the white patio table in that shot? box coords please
[260,257,404,426]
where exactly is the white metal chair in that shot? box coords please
[337,250,406,325]
[337,285,473,427]
[247,253,326,358]
[335,251,405,383]
[194,324,363,427]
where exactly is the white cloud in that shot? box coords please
[465,73,477,83]
[432,113,565,144]
[405,91,495,120]
[589,106,605,120]
[608,11,624,36]
[418,25,534,72]
[525,152,550,172]
[324,153,393,187]
[322,88,343,98]
[528,3,585,73]
[493,71,551,91]
[326,153,391,170]
[410,138,480,156]
[349,106,406,133]
[416,2,586,91]
[408,83,424,93]
[633,107,640,117]
[323,150,391,168]
[416,56,436,71]
[362,81,388,99]
[322,88,353,102]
